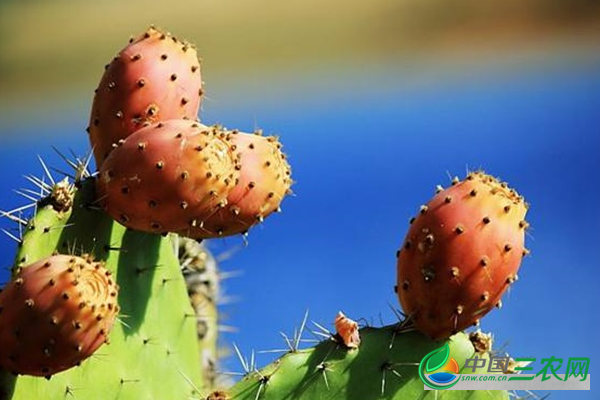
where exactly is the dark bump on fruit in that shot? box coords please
[108,82,116,90]
[115,111,123,119]
[504,244,512,252]
[421,266,435,282]
[150,222,161,230]
[404,240,412,250]
[248,181,256,189]
[480,257,489,267]
[482,216,491,224]
[93,118,100,126]
[131,53,141,61]
[419,205,428,214]
[160,54,168,60]
[121,186,129,195]
[148,200,157,208]
[181,97,189,106]
[62,292,69,300]
[454,225,465,234]
[170,73,177,81]
[424,234,434,245]
[401,280,410,290]
[155,161,164,169]
[504,204,511,213]
[519,220,529,229]
[181,171,189,180]
[444,196,452,203]
[409,217,415,224]
[481,292,489,301]
[180,201,188,210]
[25,299,34,307]
[470,189,478,197]
[136,79,145,88]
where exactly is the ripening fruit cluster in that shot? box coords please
[89,26,292,239]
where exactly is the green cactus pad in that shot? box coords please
[226,324,509,400]
[0,178,203,400]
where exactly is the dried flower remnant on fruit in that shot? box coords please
[334,311,360,349]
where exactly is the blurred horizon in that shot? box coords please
[1,0,600,120]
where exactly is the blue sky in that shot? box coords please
[0,58,598,399]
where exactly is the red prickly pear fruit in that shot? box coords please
[88,26,203,167]
[0,254,119,377]
[97,120,239,234]
[177,130,292,239]
[396,171,529,341]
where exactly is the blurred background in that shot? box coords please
[1,0,599,398]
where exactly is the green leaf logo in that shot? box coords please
[425,343,450,373]
[419,343,459,390]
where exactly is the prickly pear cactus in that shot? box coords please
[224,324,509,400]
[0,178,203,400]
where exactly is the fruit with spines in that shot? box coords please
[88,26,203,167]
[96,119,239,234]
[396,171,529,340]
[0,254,118,377]
[178,129,292,239]
[1,177,204,399]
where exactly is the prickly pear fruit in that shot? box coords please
[396,171,529,340]
[178,130,292,239]
[97,119,239,234]
[0,254,119,377]
[88,26,203,167]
